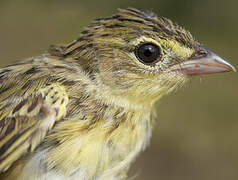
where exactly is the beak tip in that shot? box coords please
[224,61,236,72]
[231,66,237,72]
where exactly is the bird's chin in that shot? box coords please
[166,46,236,75]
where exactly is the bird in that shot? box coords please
[0,7,235,180]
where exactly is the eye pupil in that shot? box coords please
[135,43,161,64]
[144,48,153,57]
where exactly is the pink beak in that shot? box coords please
[168,46,236,75]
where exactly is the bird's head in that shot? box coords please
[51,8,235,109]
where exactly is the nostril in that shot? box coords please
[190,49,208,60]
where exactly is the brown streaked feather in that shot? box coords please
[0,63,69,172]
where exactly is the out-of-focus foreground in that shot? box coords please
[0,1,237,179]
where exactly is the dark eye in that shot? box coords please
[135,43,161,64]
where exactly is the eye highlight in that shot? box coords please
[135,43,161,65]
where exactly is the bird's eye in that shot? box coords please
[135,43,161,64]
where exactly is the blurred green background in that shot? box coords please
[0,0,237,179]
